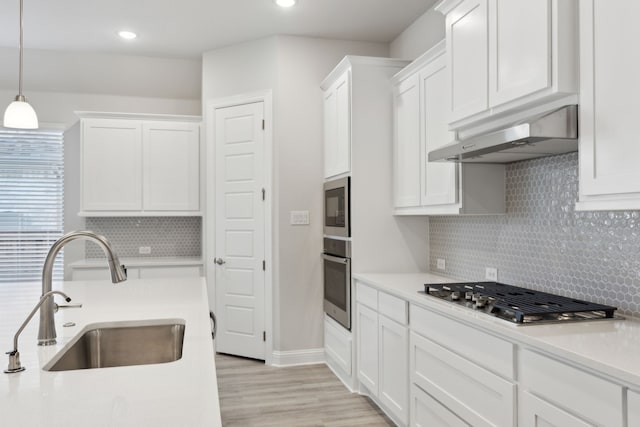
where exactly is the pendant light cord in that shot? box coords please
[18,0,24,99]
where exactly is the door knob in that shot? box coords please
[214,258,226,265]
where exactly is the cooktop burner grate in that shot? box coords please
[423,282,617,324]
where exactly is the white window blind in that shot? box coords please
[0,129,64,283]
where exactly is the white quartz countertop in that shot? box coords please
[69,257,204,268]
[354,272,640,389]
[0,278,221,427]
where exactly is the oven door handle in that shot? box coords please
[322,253,349,264]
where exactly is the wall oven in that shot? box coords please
[323,237,351,330]
[324,176,350,238]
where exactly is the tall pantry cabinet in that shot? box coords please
[321,56,429,418]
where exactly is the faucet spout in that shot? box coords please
[39,230,127,346]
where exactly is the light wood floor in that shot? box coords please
[215,353,394,427]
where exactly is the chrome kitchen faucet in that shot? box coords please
[38,230,127,346]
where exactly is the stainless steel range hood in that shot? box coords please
[428,105,578,163]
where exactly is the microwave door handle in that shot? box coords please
[322,253,348,264]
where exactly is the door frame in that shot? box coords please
[205,90,274,365]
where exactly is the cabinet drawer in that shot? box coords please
[325,315,352,375]
[356,282,378,310]
[410,331,515,427]
[411,384,469,427]
[72,267,140,281]
[519,391,593,427]
[138,265,202,279]
[519,349,623,427]
[410,304,514,379]
[379,291,407,325]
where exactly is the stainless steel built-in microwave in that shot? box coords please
[323,176,350,238]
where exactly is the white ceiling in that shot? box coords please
[0,0,436,58]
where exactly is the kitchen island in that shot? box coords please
[0,278,221,427]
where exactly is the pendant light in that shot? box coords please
[3,0,38,129]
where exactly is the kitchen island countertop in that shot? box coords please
[354,272,640,389]
[0,277,221,427]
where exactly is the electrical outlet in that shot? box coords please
[437,258,446,270]
[139,246,151,255]
[485,267,498,281]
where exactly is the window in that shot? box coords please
[0,129,64,283]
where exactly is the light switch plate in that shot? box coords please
[139,246,151,255]
[290,210,310,225]
[437,258,446,270]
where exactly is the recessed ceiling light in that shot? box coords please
[274,0,297,7]
[118,30,137,40]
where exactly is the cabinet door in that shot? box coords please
[323,84,338,178]
[412,385,469,427]
[578,0,640,207]
[393,74,421,208]
[356,303,379,396]
[421,53,458,207]
[143,121,200,211]
[519,391,593,427]
[323,71,351,178]
[488,0,551,107]
[446,0,489,123]
[629,389,640,427]
[81,119,142,211]
[379,315,409,425]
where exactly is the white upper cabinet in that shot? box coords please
[81,118,143,212]
[445,0,489,124]
[392,42,505,215]
[143,121,200,211]
[577,0,640,210]
[393,73,422,208]
[79,113,201,216]
[323,70,351,178]
[436,0,578,130]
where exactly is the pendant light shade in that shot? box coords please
[4,97,38,129]
[4,0,38,129]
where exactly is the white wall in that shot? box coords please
[390,7,445,60]
[202,35,388,353]
[0,47,201,100]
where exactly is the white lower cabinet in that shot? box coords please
[356,303,379,393]
[518,349,623,427]
[378,314,408,422]
[519,391,593,427]
[411,384,469,427]
[356,283,409,425]
[324,314,354,388]
[629,389,640,426]
[352,280,632,427]
[410,330,515,427]
[71,264,202,281]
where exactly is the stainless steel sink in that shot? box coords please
[43,319,185,371]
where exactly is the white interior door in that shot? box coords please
[214,101,265,360]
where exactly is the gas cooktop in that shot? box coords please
[422,282,617,325]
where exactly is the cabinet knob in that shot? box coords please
[214,258,226,265]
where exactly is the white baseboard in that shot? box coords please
[270,348,325,367]
[325,359,357,393]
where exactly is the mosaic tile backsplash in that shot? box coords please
[84,217,202,259]
[429,152,640,317]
